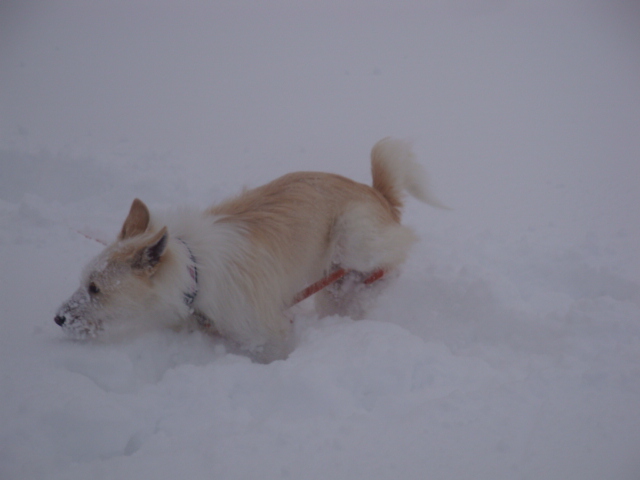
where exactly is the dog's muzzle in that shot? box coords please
[54,288,104,338]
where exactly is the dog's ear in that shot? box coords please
[131,226,169,273]
[120,198,150,240]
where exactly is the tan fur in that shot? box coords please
[55,138,443,362]
[371,158,403,219]
[119,198,151,239]
[208,172,400,283]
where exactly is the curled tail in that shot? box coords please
[370,137,448,215]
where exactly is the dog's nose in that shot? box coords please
[54,315,66,326]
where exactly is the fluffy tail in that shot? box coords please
[371,137,448,214]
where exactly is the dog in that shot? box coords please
[54,138,444,361]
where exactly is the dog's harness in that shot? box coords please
[178,235,384,313]
[77,231,384,319]
[178,238,217,331]
[178,238,199,309]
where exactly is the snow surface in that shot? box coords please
[2,1,640,479]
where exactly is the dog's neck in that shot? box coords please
[177,238,198,309]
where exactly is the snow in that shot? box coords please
[1,1,640,479]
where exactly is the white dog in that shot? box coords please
[55,138,443,361]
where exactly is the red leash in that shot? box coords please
[76,230,108,246]
[291,268,385,305]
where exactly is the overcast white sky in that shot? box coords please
[1,1,639,251]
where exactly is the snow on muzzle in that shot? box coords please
[54,287,104,339]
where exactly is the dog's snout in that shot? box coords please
[54,315,66,326]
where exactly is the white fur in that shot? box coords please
[371,137,449,209]
[333,203,418,271]
[55,138,443,362]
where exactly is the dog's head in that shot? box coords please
[55,199,170,339]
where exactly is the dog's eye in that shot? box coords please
[88,282,100,295]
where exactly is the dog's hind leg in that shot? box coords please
[314,267,400,319]
[315,203,414,319]
[333,203,417,273]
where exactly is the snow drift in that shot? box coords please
[1,2,639,479]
